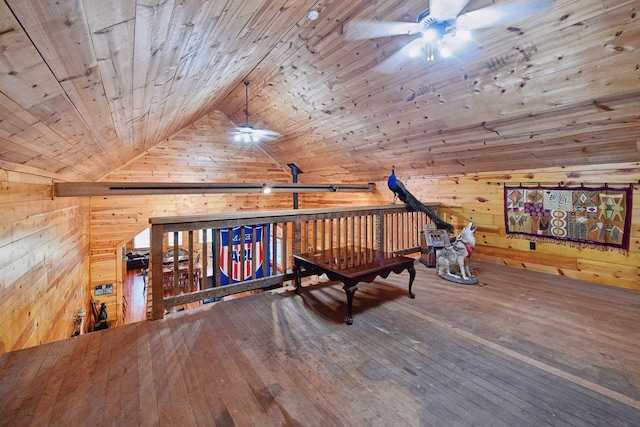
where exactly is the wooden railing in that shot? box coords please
[148,204,440,320]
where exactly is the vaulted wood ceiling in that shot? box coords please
[1,0,638,183]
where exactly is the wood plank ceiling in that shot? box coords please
[0,0,638,183]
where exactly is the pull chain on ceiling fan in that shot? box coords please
[232,81,280,143]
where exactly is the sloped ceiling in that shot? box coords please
[0,0,638,183]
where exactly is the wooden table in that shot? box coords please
[293,247,416,325]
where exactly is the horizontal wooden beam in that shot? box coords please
[54,182,376,197]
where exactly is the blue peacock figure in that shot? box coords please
[387,167,453,234]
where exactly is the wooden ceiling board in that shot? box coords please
[0,4,66,109]
[0,0,638,182]
[8,1,121,157]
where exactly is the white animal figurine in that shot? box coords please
[436,222,477,283]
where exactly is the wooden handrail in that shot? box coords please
[149,204,440,319]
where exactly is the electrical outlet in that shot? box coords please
[530,241,536,250]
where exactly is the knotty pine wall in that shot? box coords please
[0,162,90,355]
[90,111,383,324]
[401,162,640,290]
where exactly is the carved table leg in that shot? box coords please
[343,283,357,325]
[408,266,416,299]
[293,264,301,294]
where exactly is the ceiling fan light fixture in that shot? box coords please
[439,45,452,58]
[234,123,256,142]
[417,17,461,60]
[422,28,438,42]
[235,133,250,143]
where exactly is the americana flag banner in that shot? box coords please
[218,225,270,285]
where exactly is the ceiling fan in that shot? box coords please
[345,0,554,73]
[232,81,280,143]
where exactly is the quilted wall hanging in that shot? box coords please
[504,185,633,252]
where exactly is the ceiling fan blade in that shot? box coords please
[252,129,280,142]
[372,38,424,74]
[457,0,555,31]
[429,0,471,21]
[345,20,423,41]
[254,129,280,137]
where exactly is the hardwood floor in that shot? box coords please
[1,260,639,426]
[123,269,149,324]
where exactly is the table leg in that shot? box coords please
[343,283,357,325]
[408,266,416,299]
[293,264,301,294]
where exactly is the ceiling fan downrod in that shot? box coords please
[243,81,250,126]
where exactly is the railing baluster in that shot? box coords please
[188,230,194,293]
[251,226,257,281]
[239,226,245,281]
[227,228,233,284]
[150,224,164,320]
[173,232,179,295]
[271,222,277,276]
[202,228,208,292]
[312,219,317,253]
[329,218,334,250]
[214,228,221,287]
[282,222,288,274]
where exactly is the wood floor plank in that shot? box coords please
[59,329,105,426]
[198,308,263,426]
[235,292,412,426]
[413,265,640,403]
[351,292,536,426]
[169,314,219,425]
[146,317,178,427]
[0,337,55,425]
[382,274,636,422]
[134,320,161,427]
[271,292,441,426]
[28,336,86,426]
[113,324,143,426]
[371,292,610,426]
[215,314,300,426]
[295,280,511,426]
[215,300,336,426]
[156,317,198,426]
[219,296,353,426]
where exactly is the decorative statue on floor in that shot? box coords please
[93,302,110,331]
[436,222,479,285]
[71,309,86,337]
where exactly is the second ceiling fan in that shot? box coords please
[232,81,280,143]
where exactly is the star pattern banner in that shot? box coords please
[504,185,632,251]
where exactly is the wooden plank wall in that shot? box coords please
[399,163,640,290]
[0,162,90,355]
[89,111,383,324]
